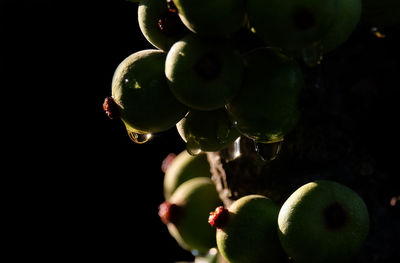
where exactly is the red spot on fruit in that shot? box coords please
[161,153,177,173]
[159,201,180,225]
[166,0,178,13]
[103,97,120,120]
[208,206,229,229]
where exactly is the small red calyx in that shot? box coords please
[103,96,120,120]
[161,153,177,173]
[208,206,229,229]
[159,201,180,225]
[166,0,178,13]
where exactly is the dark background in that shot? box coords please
[2,1,400,262]
[2,1,193,262]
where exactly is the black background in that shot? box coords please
[2,1,193,262]
[2,1,400,262]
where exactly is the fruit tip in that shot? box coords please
[159,201,180,225]
[208,206,229,229]
[103,96,120,120]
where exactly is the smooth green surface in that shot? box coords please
[112,49,187,134]
[173,0,246,36]
[167,178,222,254]
[226,47,303,143]
[163,150,211,200]
[247,0,337,51]
[321,0,362,53]
[176,108,240,153]
[216,195,285,263]
[165,34,244,111]
[138,0,188,51]
[278,180,370,263]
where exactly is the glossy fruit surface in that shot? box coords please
[246,0,337,51]
[165,34,244,110]
[226,47,303,143]
[161,177,222,254]
[111,49,187,134]
[172,0,246,36]
[176,108,240,154]
[138,0,188,51]
[278,180,369,263]
[163,150,211,199]
[213,195,285,263]
[321,0,362,53]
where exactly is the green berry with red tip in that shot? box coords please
[159,177,222,254]
[210,195,286,263]
[108,49,187,135]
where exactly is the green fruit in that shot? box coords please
[165,34,244,110]
[159,177,222,254]
[138,0,188,51]
[278,180,370,263]
[110,49,187,135]
[361,0,400,27]
[172,0,246,36]
[210,195,286,263]
[176,108,240,154]
[321,0,362,53]
[226,47,303,143]
[163,150,211,199]
[246,0,337,51]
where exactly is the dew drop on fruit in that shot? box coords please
[186,139,202,156]
[254,140,283,162]
[220,137,241,162]
[370,26,386,39]
[128,132,152,144]
[302,42,324,67]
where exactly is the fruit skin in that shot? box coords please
[246,0,337,51]
[214,195,286,263]
[321,0,362,53]
[172,0,246,36]
[278,180,369,263]
[138,0,188,51]
[165,34,244,111]
[111,49,187,134]
[163,150,211,199]
[163,177,222,254]
[226,47,303,143]
[176,108,240,154]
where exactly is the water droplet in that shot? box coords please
[302,42,324,67]
[370,26,386,39]
[186,139,202,156]
[254,140,283,162]
[220,137,241,162]
[128,132,152,144]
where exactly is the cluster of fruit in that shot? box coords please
[103,0,365,153]
[101,0,399,262]
[160,151,369,263]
